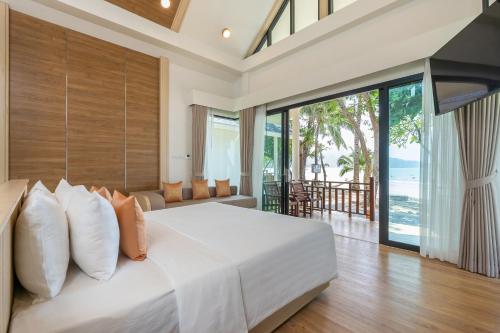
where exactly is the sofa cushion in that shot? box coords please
[163,181,183,203]
[165,195,257,209]
[215,179,231,197]
[192,179,210,200]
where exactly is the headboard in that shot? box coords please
[0,180,27,333]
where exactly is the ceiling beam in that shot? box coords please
[171,0,190,32]
[245,0,285,58]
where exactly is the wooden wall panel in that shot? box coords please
[125,50,159,192]
[66,31,126,191]
[9,12,161,192]
[105,0,180,29]
[9,11,66,191]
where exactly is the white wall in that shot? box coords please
[169,64,237,184]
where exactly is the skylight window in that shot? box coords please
[252,0,359,55]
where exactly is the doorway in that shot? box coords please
[262,74,423,251]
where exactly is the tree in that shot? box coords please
[360,91,379,192]
[337,149,367,178]
[389,83,423,147]
[299,101,347,181]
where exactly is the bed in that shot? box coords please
[10,257,179,333]
[1,180,337,333]
[145,203,338,331]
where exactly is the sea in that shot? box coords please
[303,167,420,199]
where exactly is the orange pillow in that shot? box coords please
[112,191,147,261]
[90,186,112,202]
[192,179,210,200]
[163,181,183,203]
[215,179,231,198]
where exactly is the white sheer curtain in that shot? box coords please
[419,59,464,263]
[252,105,267,209]
[204,109,241,186]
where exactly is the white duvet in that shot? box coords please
[146,202,338,330]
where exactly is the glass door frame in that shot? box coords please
[379,75,423,252]
[266,73,423,252]
[265,109,290,215]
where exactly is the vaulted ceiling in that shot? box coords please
[180,0,277,58]
[103,0,277,59]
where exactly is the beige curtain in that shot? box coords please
[239,107,256,196]
[455,92,500,278]
[192,105,208,180]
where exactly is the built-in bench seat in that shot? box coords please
[131,186,257,212]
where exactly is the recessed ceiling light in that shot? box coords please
[161,0,171,9]
[222,28,231,39]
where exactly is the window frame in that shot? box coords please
[253,0,325,55]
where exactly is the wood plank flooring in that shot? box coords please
[276,235,500,333]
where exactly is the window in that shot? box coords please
[295,0,319,32]
[204,110,241,186]
[271,1,291,44]
[252,0,360,55]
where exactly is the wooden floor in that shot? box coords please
[275,235,500,333]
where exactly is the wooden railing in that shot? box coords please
[297,177,375,221]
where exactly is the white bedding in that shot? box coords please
[10,256,179,333]
[145,203,338,330]
[146,222,248,333]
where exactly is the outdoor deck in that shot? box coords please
[311,211,379,243]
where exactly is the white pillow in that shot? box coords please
[15,191,69,299]
[29,180,51,196]
[66,191,119,280]
[54,179,87,211]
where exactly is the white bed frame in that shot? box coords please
[0,179,328,333]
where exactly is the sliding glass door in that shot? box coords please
[262,111,289,214]
[380,78,423,251]
[260,74,423,252]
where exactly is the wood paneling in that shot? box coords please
[66,31,126,191]
[159,56,169,184]
[276,236,500,333]
[0,3,8,183]
[105,0,181,29]
[9,11,66,191]
[126,50,159,191]
[9,12,160,192]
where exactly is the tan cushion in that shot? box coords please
[112,191,147,261]
[90,186,112,202]
[215,179,231,197]
[192,179,210,200]
[163,181,183,203]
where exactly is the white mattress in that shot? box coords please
[10,256,179,333]
[145,203,338,329]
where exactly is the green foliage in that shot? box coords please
[337,149,368,177]
[389,82,423,147]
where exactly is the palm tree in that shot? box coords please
[337,149,367,179]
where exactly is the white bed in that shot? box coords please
[9,256,179,333]
[145,202,338,331]
[6,193,337,333]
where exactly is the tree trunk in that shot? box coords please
[362,92,379,196]
[320,151,327,183]
[339,97,372,189]
[299,141,307,180]
[353,134,360,183]
[314,117,320,181]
